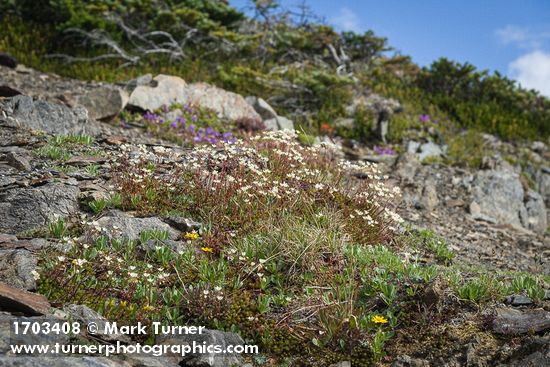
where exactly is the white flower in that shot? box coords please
[129,272,138,278]
[57,256,66,262]
[31,270,40,280]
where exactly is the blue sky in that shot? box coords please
[229,0,550,96]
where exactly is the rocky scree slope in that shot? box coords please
[0,63,549,367]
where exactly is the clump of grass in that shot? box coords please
[35,134,96,162]
[446,129,487,168]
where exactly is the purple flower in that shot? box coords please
[170,121,178,129]
[187,125,196,132]
[209,137,218,144]
[222,132,233,142]
[205,127,214,136]
[419,114,430,123]
[374,146,395,156]
[144,111,155,121]
[191,115,198,123]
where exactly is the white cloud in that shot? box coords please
[509,50,550,97]
[495,25,550,49]
[331,7,361,32]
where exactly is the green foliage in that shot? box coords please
[417,58,550,140]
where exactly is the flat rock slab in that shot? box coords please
[0,282,50,316]
[0,182,80,235]
[491,307,550,335]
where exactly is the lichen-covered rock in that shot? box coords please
[0,250,37,290]
[2,95,89,135]
[0,182,80,235]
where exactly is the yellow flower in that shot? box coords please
[371,315,388,324]
[184,231,199,241]
[143,305,154,312]
[120,301,128,308]
[201,247,214,253]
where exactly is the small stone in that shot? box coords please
[0,282,50,316]
[505,294,533,307]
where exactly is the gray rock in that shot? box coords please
[76,87,128,121]
[0,313,69,355]
[394,152,420,183]
[418,142,443,161]
[471,170,548,233]
[505,294,533,307]
[162,215,201,232]
[496,337,549,367]
[95,210,180,241]
[5,152,31,171]
[63,304,131,343]
[531,141,547,153]
[420,180,439,211]
[523,190,548,234]
[2,95,89,135]
[0,250,37,290]
[263,116,294,131]
[125,73,153,93]
[182,83,261,122]
[0,182,80,235]
[245,96,277,120]
[406,141,421,154]
[156,329,246,367]
[127,74,187,111]
[536,169,550,205]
